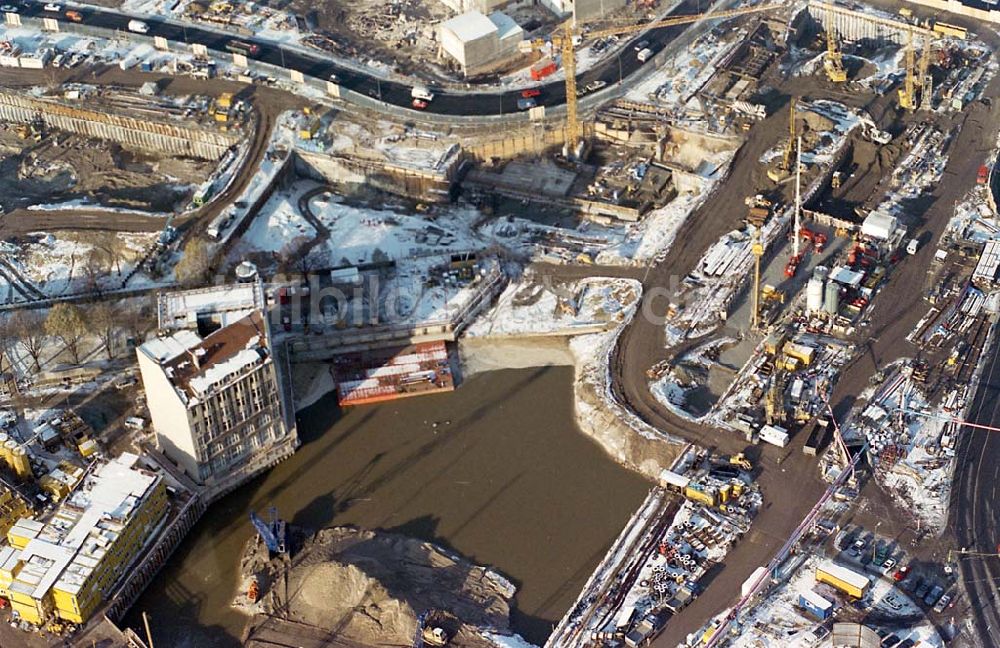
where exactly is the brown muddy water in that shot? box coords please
[126,367,650,647]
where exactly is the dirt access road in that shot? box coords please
[0,65,299,238]
[537,24,1000,648]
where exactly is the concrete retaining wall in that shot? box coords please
[0,90,237,159]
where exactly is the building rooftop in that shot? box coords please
[441,10,497,42]
[146,311,270,403]
[10,454,161,600]
[157,283,266,332]
[488,11,522,41]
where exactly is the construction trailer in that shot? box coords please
[816,560,870,598]
[798,589,834,619]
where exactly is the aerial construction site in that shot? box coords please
[0,0,998,647]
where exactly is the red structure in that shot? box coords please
[334,341,455,407]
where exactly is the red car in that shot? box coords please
[411,99,428,110]
[521,88,541,98]
[893,566,909,582]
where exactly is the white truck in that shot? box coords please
[637,47,653,63]
[411,85,434,102]
[759,424,789,448]
[127,19,149,34]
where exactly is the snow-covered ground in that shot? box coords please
[841,367,959,534]
[466,276,640,338]
[729,553,943,648]
[0,231,159,305]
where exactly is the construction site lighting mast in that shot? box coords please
[541,3,786,157]
[793,134,802,259]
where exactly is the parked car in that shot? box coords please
[914,580,930,599]
[933,593,952,613]
[585,80,607,93]
[43,2,62,11]
[924,584,944,607]
[850,539,865,556]
[881,558,897,575]
[634,39,649,51]
[411,98,428,110]
[517,97,536,111]
[0,4,19,13]
[64,9,82,21]
[892,565,910,582]
[521,88,541,98]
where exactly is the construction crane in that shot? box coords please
[747,206,767,330]
[899,28,917,110]
[918,32,934,110]
[249,508,287,555]
[767,98,796,182]
[823,6,847,83]
[784,135,804,278]
[529,3,786,157]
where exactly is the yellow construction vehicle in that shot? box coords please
[823,7,848,82]
[767,98,797,182]
[728,452,753,470]
[523,3,786,157]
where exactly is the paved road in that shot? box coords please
[15,0,735,115]
[952,331,1000,647]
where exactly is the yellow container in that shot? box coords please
[2,439,16,468]
[11,448,31,480]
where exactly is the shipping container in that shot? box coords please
[816,560,869,598]
[530,58,557,81]
[759,424,789,448]
[742,566,768,598]
[658,468,690,491]
[798,590,833,619]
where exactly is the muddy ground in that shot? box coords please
[239,526,519,648]
[0,126,215,213]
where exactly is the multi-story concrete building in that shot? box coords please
[538,0,626,21]
[0,453,167,626]
[137,284,297,491]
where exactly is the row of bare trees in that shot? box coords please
[0,298,155,372]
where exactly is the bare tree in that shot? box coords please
[45,303,88,365]
[88,302,118,360]
[0,314,14,373]
[122,296,156,347]
[175,238,211,286]
[81,248,108,296]
[9,310,46,371]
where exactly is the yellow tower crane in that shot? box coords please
[529,3,786,157]
[918,32,933,110]
[899,28,917,110]
[823,7,847,83]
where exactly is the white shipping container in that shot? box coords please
[760,424,789,448]
[742,566,768,598]
[658,469,690,491]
